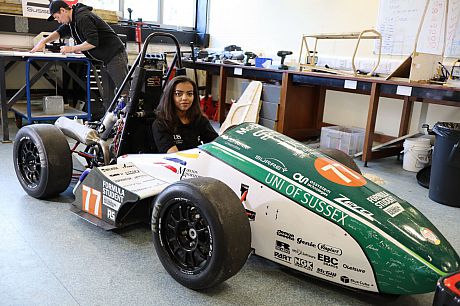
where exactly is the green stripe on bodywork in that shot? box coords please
[201,123,460,294]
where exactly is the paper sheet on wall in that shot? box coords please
[376,0,460,57]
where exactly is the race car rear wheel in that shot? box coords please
[319,148,362,174]
[13,124,72,199]
[151,177,251,290]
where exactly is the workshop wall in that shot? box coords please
[207,0,460,136]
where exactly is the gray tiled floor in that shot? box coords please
[0,121,459,306]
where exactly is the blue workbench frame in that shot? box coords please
[21,56,92,124]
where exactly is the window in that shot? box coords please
[83,0,119,12]
[163,0,196,28]
[123,0,159,23]
[80,0,197,29]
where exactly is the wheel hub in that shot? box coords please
[160,200,211,273]
[177,221,198,251]
[18,139,40,186]
[25,154,37,172]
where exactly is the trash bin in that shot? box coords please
[429,122,460,207]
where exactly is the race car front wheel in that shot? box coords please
[151,177,251,290]
[13,124,72,199]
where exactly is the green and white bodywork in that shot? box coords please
[93,123,459,294]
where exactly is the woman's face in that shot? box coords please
[173,81,194,113]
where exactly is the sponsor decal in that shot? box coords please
[318,243,343,256]
[107,208,116,221]
[343,263,366,274]
[318,253,339,269]
[233,125,315,158]
[366,191,405,217]
[340,275,372,288]
[108,169,139,177]
[275,240,291,254]
[294,257,314,271]
[233,124,259,135]
[383,203,404,217]
[314,157,366,187]
[220,135,251,150]
[274,251,291,263]
[277,229,295,241]
[100,165,126,172]
[103,195,121,211]
[340,275,350,283]
[306,180,331,197]
[82,185,102,218]
[316,267,337,278]
[102,181,125,202]
[296,238,316,248]
[293,172,309,185]
[179,167,200,180]
[420,227,441,245]
[255,155,288,173]
[333,194,374,221]
[265,173,348,226]
[291,248,316,259]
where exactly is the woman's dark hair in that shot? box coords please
[156,76,202,132]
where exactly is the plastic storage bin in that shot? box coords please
[320,126,365,156]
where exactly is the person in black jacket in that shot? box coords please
[31,0,129,110]
[152,76,218,153]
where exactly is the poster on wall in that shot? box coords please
[22,0,79,19]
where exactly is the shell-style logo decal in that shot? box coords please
[420,227,441,245]
[314,157,366,187]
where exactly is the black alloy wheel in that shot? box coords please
[159,199,212,274]
[17,138,41,188]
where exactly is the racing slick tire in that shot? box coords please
[319,148,362,174]
[151,177,251,290]
[13,124,72,199]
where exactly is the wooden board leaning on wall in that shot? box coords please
[0,0,22,15]
[0,1,119,25]
[93,9,119,24]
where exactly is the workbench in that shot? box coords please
[0,51,93,142]
[183,60,460,165]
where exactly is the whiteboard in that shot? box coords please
[376,0,460,57]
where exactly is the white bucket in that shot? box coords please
[402,138,432,172]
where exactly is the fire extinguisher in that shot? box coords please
[135,22,142,52]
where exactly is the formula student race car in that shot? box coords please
[13,33,460,293]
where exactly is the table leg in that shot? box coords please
[316,86,326,130]
[277,72,289,133]
[362,82,381,166]
[217,66,227,123]
[399,96,413,137]
[0,57,10,142]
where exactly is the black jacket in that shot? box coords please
[56,3,124,65]
[152,116,218,153]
